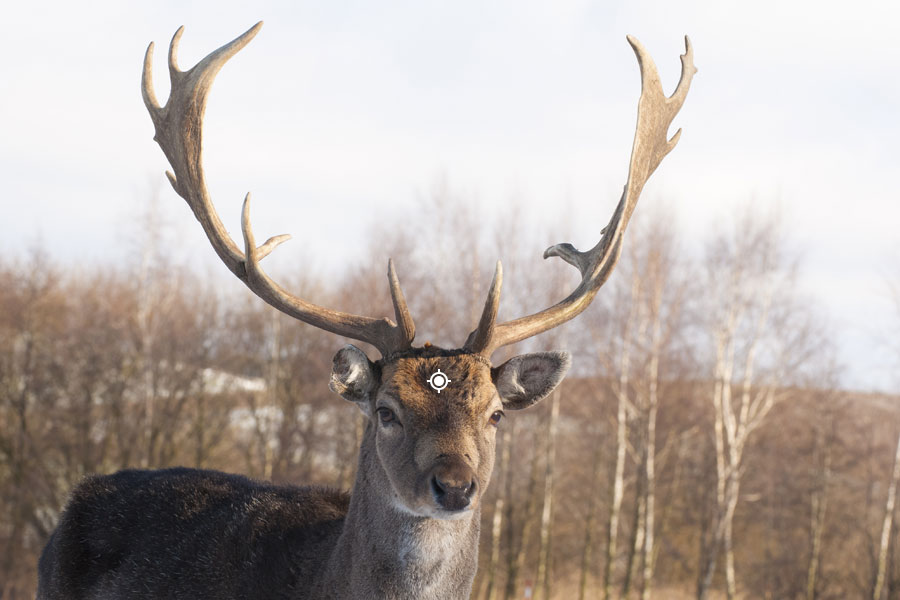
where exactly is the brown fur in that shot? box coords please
[380,352,493,417]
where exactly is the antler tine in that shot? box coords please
[464,261,502,353]
[238,197,399,345]
[388,259,416,349]
[141,22,262,277]
[476,36,696,357]
[143,24,416,358]
[623,34,696,206]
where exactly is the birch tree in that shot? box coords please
[602,275,638,600]
[593,208,689,599]
[637,223,686,600]
[578,430,604,600]
[873,432,900,600]
[805,386,840,600]
[535,389,561,600]
[503,423,542,600]
[874,265,900,599]
[696,209,816,600]
[485,428,511,600]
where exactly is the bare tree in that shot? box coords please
[0,250,66,595]
[485,429,511,600]
[602,274,636,600]
[803,383,842,600]
[578,429,605,600]
[534,389,562,600]
[588,208,691,599]
[696,208,818,600]
[503,423,543,600]
[874,431,900,600]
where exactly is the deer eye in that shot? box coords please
[376,407,397,425]
[489,410,504,427]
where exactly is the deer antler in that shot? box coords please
[142,23,415,358]
[465,35,696,356]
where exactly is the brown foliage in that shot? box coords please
[1,201,896,600]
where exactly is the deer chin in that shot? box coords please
[387,490,479,521]
[408,502,477,521]
[430,506,477,521]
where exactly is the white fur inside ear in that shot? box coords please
[345,361,365,384]
[493,352,571,410]
[330,345,377,408]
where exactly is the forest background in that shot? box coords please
[2,1,900,598]
[3,192,900,598]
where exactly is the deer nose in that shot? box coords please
[431,459,477,511]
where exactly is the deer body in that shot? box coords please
[39,349,565,599]
[37,450,476,600]
[38,22,694,600]
[39,469,349,599]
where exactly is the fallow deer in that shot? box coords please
[37,22,694,600]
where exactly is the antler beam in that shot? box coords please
[466,36,696,356]
[142,23,415,358]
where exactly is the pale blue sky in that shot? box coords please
[1,1,898,390]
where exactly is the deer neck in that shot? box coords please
[321,424,481,600]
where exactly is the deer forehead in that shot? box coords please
[379,355,496,419]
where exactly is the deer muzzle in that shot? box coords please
[430,457,477,512]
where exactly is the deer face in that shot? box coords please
[330,345,569,519]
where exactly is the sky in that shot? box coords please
[1,0,898,391]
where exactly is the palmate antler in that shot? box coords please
[141,23,415,359]
[142,23,695,360]
[464,35,696,356]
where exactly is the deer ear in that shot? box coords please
[492,351,571,410]
[329,345,379,410]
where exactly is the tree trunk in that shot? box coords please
[640,307,662,600]
[640,415,657,600]
[604,347,632,600]
[873,431,900,600]
[486,429,511,600]
[623,465,646,598]
[535,389,560,600]
[578,436,604,600]
[724,497,737,600]
[504,424,541,600]
[806,415,831,600]
[654,431,690,572]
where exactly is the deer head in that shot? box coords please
[329,345,568,516]
[141,22,694,519]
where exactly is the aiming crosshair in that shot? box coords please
[427,369,451,393]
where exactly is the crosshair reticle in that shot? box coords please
[427,369,451,393]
